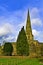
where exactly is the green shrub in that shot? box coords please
[3,42,13,56]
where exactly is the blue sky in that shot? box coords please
[0,0,43,44]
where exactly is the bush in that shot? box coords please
[3,42,13,56]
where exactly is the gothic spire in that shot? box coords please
[26,10,32,31]
[26,10,33,41]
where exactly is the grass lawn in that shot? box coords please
[0,56,43,65]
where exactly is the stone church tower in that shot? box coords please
[26,10,33,43]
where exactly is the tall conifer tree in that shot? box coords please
[16,26,29,56]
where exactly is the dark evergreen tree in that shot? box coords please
[16,26,29,56]
[3,42,13,56]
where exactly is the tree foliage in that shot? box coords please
[3,42,13,56]
[16,26,29,56]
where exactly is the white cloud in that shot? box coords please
[3,35,15,41]
[18,20,26,30]
[30,7,43,42]
[0,7,43,43]
[32,29,39,37]
[32,29,43,42]
[30,7,42,27]
[0,9,27,43]
[0,23,14,36]
[30,7,39,18]
[31,18,42,26]
[30,7,42,28]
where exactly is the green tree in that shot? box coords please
[16,26,29,56]
[3,42,13,56]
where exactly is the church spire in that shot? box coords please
[26,10,33,41]
[26,10,32,32]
